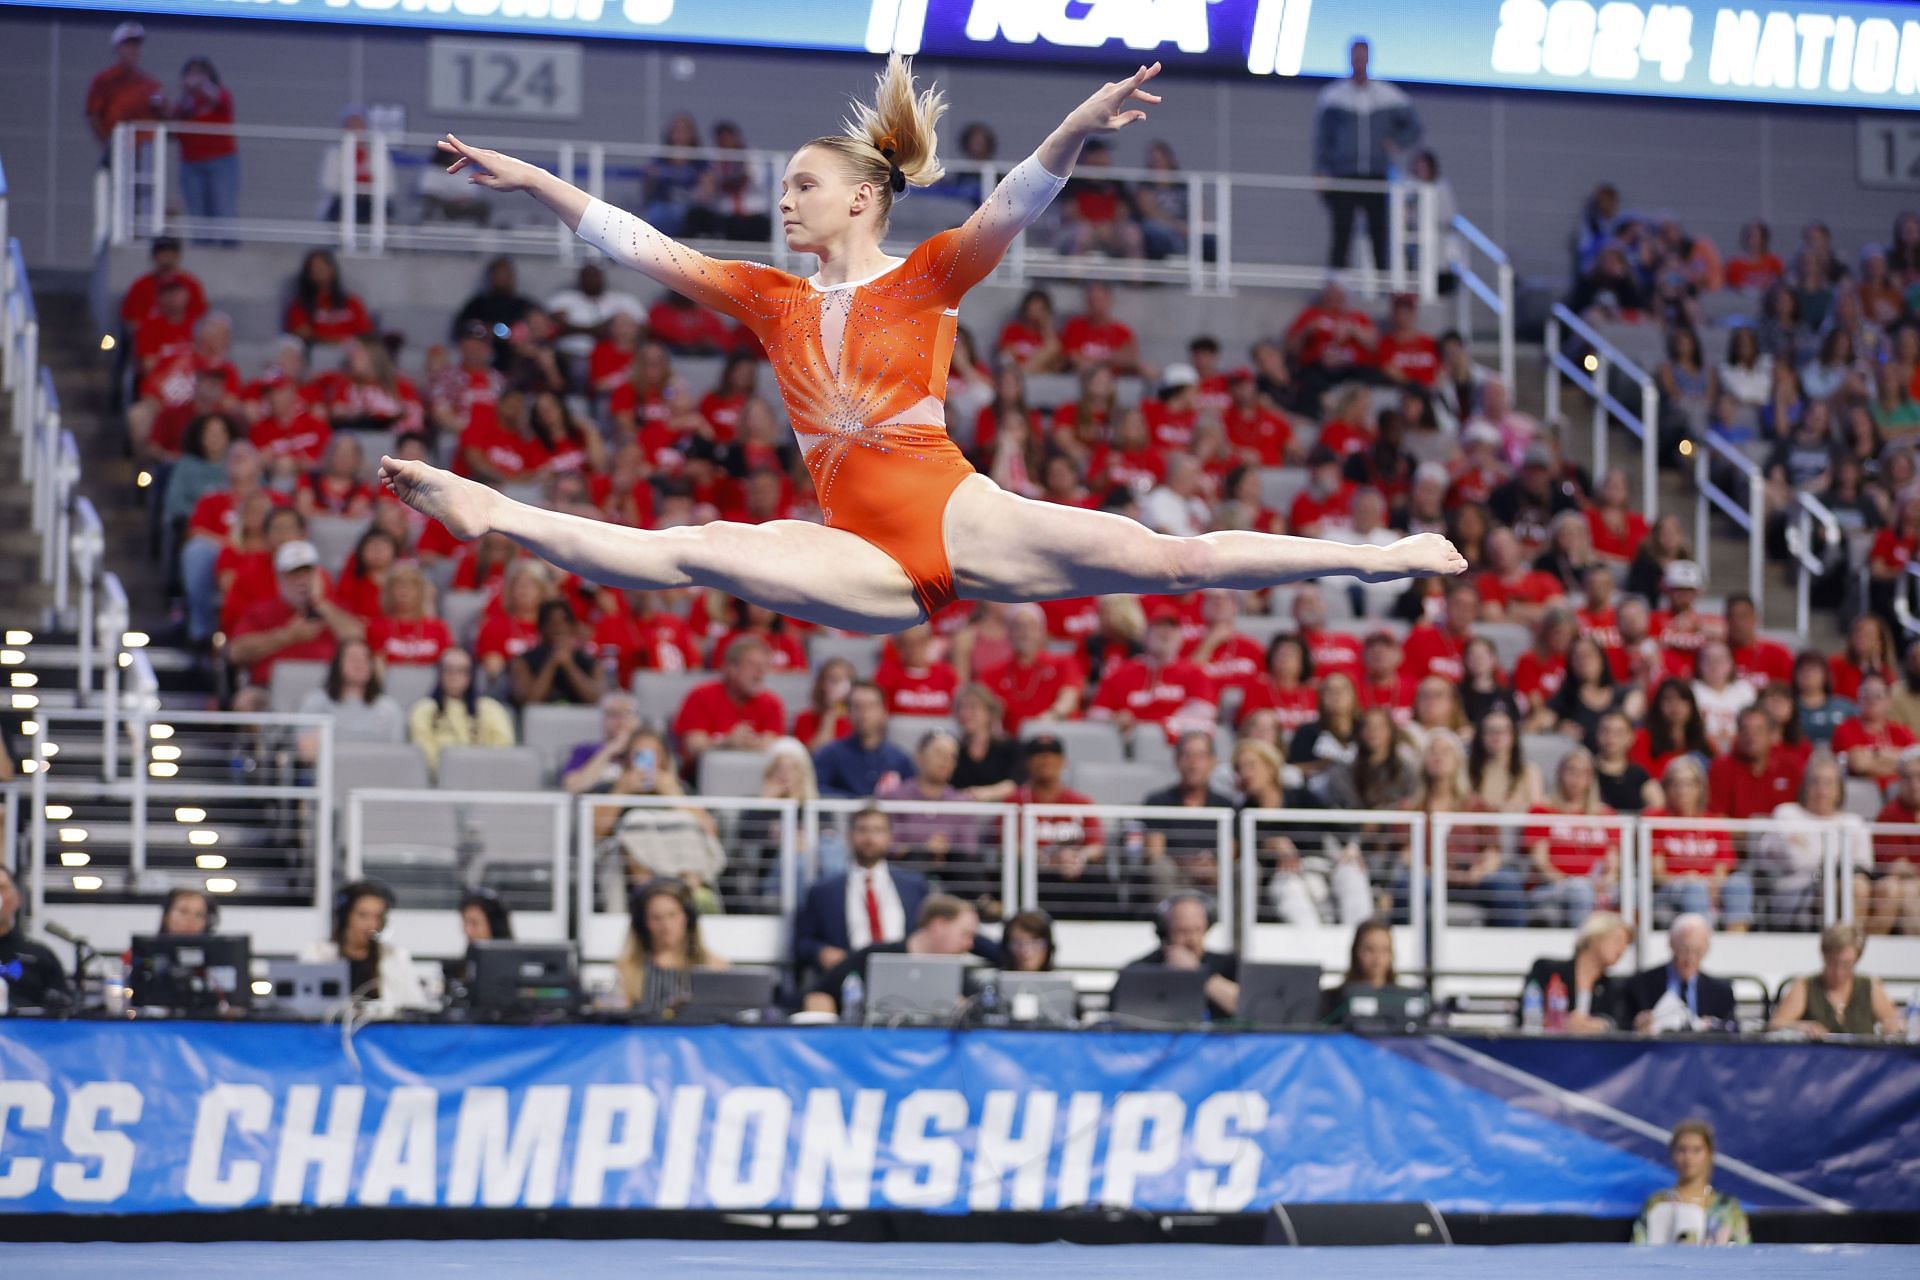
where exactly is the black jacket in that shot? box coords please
[1518,956,1620,1029]
[1614,963,1737,1029]
[0,927,71,1009]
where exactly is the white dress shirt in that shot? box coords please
[844,860,906,951]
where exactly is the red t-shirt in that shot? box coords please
[1285,305,1377,368]
[251,412,332,467]
[1707,748,1804,819]
[1829,655,1888,703]
[1725,254,1784,292]
[284,293,373,344]
[592,611,700,683]
[1089,443,1167,494]
[459,414,549,480]
[1316,417,1375,460]
[1831,717,1917,783]
[707,628,806,671]
[187,489,287,540]
[323,374,423,435]
[1016,786,1105,856]
[215,546,274,633]
[792,708,853,744]
[370,616,453,667]
[1223,404,1293,466]
[1358,673,1420,722]
[1402,623,1473,684]
[1641,807,1736,877]
[1288,483,1356,535]
[1526,803,1620,878]
[1729,639,1794,691]
[134,315,195,369]
[1142,400,1197,451]
[1374,332,1439,385]
[1872,798,1920,868]
[1235,681,1320,734]
[1478,570,1566,613]
[589,341,639,393]
[647,300,730,351]
[996,321,1046,363]
[1188,634,1266,696]
[121,271,207,330]
[1587,508,1649,562]
[1629,729,1690,781]
[1060,316,1136,366]
[1040,597,1103,645]
[297,472,374,517]
[698,391,747,442]
[1299,628,1365,686]
[981,652,1084,733]
[230,594,337,685]
[672,680,788,744]
[174,86,237,163]
[1092,657,1217,735]
[474,613,540,664]
[876,661,960,717]
[1512,651,1569,711]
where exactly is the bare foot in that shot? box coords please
[378,456,496,540]
[1381,532,1469,580]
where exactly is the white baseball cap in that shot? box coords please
[1159,362,1200,391]
[1662,559,1703,591]
[274,540,321,574]
[111,20,147,46]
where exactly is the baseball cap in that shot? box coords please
[274,540,321,574]
[1226,365,1254,384]
[1306,442,1339,468]
[1662,559,1703,591]
[1462,422,1502,448]
[1024,733,1066,758]
[1413,460,1451,489]
[458,319,492,341]
[1521,443,1554,468]
[1159,362,1200,392]
[1147,604,1184,626]
[110,20,146,46]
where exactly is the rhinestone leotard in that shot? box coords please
[577,154,1068,618]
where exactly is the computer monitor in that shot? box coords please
[128,933,252,1012]
[995,971,1080,1025]
[466,941,580,1016]
[1108,965,1208,1026]
[1333,984,1433,1032]
[1238,962,1324,1029]
[682,967,777,1022]
[864,951,970,1024]
[258,959,351,1018]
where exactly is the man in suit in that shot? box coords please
[1616,913,1737,1031]
[792,806,926,977]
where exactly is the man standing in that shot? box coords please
[792,806,928,979]
[1311,38,1423,273]
[86,22,164,160]
[1615,914,1736,1030]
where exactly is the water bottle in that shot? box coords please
[840,971,865,1024]
[1544,974,1570,1033]
[1520,980,1543,1032]
[1905,991,1920,1044]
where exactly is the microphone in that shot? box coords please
[43,921,91,948]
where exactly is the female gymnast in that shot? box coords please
[380,58,1466,634]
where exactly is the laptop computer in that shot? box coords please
[128,934,253,1012]
[1333,984,1433,1032]
[258,959,351,1018]
[682,967,778,1022]
[1108,965,1208,1026]
[996,971,1080,1024]
[1237,962,1324,1029]
[864,952,971,1024]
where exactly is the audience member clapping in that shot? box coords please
[509,599,604,708]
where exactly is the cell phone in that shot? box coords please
[632,746,657,773]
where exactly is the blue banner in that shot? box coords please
[0,1023,1912,1216]
[12,1,1920,109]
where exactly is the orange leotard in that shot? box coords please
[577,157,1067,617]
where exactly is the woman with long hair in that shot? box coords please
[301,879,430,1014]
[382,59,1461,637]
[793,655,858,751]
[1321,918,1406,1019]
[296,432,374,519]
[408,645,515,773]
[298,637,404,759]
[952,683,1020,801]
[1831,613,1898,702]
[284,248,373,346]
[1406,729,1524,927]
[1642,754,1753,931]
[1625,513,1690,603]
[1525,747,1619,926]
[323,334,424,436]
[1234,633,1317,742]
[529,389,607,476]
[1052,362,1121,463]
[616,877,727,1015]
[1633,677,1713,777]
[370,563,452,668]
[1459,635,1521,725]
[996,287,1066,374]
[1468,707,1546,812]
[1287,672,1360,779]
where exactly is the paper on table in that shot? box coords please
[1642,1198,1709,1245]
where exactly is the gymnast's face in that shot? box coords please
[780,146,878,255]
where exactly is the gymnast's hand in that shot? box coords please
[1063,63,1164,137]
[438,134,544,194]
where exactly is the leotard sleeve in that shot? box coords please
[916,153,1069,303]
[575,198,792,334]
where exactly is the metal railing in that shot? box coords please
[807,796,1021,918]
[102,122,1452,302]
[1543,303,1660,527]
[1239,807,1425,970]
[1450,214,1516,392]
[1786,491,1846,639]
[1692,429,1766,608]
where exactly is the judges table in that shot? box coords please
[0,1019,1913,1219]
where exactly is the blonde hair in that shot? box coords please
[804,54,948,229]
[1574,909,1634,955]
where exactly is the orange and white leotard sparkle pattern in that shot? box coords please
[577,156,1068,617]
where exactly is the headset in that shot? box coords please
[458,886,513,942]
[158,886,221,934]
[334,877,397,940]
[627,877,700,952]
[1152,890,1217,943]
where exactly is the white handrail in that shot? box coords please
[1544,303,1661,533]
[1787,492,1843,639]
[1450,214,1516,393]
[1693,430,1766,608]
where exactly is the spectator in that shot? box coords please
[1569,241,1648,320]
[1768,922,1902,1036]
[875,732,985,890]
[1060,280,1142,374]
[168,57,238,227]
[1286,280,1378,406]
[296,637,404,759]
[86,22,163,159]
[1057,139,1144,260]
[1401,728,1512,925]
[1526,748,1620,925]
[979,604,1080,733]
[1631,1120,1751,1246]
[648,289,731,356]
[164,411,240,537]
[1311,37,1421,272]
[1709,705,1803,819]
[1122,891,1239,1019]
[814,681,915,798]
[1643,755,1749,929]
[251,371,332,480]
[302,879,429,1014]
[1759,752,1868,927]
[1131,139,1193,260]
[782,657,855,752]
[1092,607,1217,747]
[1692,642,1756,757]
[1288,672,1361,779]
[1534,509,1599,593]
[952,684,1021,801]
[157,887,215,935]
[1468,707,1546,811]
[329,527,397,622]
[639,113,707,235]
[284,249,373,348]
[1321,705,1418,814]
[1723,595,1792,692]
[228,539,364,691]
[1552,634,1638,747]
[120,237,207,343]
[1017,734,1106,911]
[1137,453,1211,537]
[546,261,643,376]
[560,693,647,794]
[803,894,980,1017]
[684,120,771,241]
[1139,731,1236,897]
[454,257,535,369]
[460,888,513,943]
[1725,220,1783,293]
[1651,559,1723,670]
[0,865,72,1009]
[616,877,726,1016]
[876,624,959,717]
[1872,749,1920,935]
[1511,607,1574,729]
[670,633,785,765]
[1477,527,1566,627]
[1221,367,1296,467]
[133,275,200,375]
[1487,448,1578,555]
[1655,328,1712,443]
[1374,293,1438,387]
[1518,910,1632,1033]
[474,559,551,680]
[1002,909,1056,972]
[1835,674,1917,795]
[369,564,451,667]
[408,647,515,774]
[318,107,396,225]
[1831,613,1898,702]
[1630,677,1708,778]
[509,599,604,708]
[133,334,241,462]
[1620,914,1738,1034]
[997,289,1067,374]
[792,806,928,976]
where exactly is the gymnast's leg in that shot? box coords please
[379,456,925,633]
[943,475,1466,602]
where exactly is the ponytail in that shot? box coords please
[805,54,948,228]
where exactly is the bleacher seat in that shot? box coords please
[438,745,543,793]
[887,714,955,756]
[438,744,560,879]
[1845,777,1885,820]
[698,747,772,796]
[382,662,437,712]
[1072,761,1173,806]
[763,670,814,717]
[1257,467,1309,513]
[333,743,462,896]
[521,704,604,780]
[1018,718,1126,765]
[270,659,329,713]
[441,590,490,649]
[633,669,709,728]
[1522,732,1577,783]
[808,633,884,672]
[1478,622,1532,671]
[1024,373,1079,408]
[306,514,370,573]
[1237,612,1294,650]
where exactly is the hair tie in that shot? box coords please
[880,139,906,194]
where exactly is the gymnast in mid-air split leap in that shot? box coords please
[380,57,1466,633]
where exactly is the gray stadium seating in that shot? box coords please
[382,662,438,713]
[1018,718,1126,765]
[1478,622,1533,671]
[305,514,371,575]
[886,714,955,756]
[1522,732,1578,783]
[269,659,330,713]
[1072,761,1175,806]
[698,747,773,797]
[521,704,605,781]
[441,590,490,649]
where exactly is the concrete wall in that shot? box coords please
[6,10,1918,283]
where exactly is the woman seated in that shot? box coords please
[1591,710,1659,812]
[1467,708,1546,812]
[1551,634,1638,749]
[1768,922,1902,1037]
[407,647,516,774]
[1319,918,1414,1021]
[298,638,404,760]
[157,887,216,935]
[1759,753,1869,930]
[508,599,606,709]
[1403,730,1524,928]
[615,877,728,1016]
[1631,1120,1752,1246]
[1643,755,1753,931]
[301,879,431,1014]
[1001,909,1057,973]
[459,888,514,944]
[1517,909,1634,1034]
[951,684,1022,802]
[1525,747,1620,926]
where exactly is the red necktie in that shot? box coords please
[864,872,885,944]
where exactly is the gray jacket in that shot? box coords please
[1312,78,1423,180]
